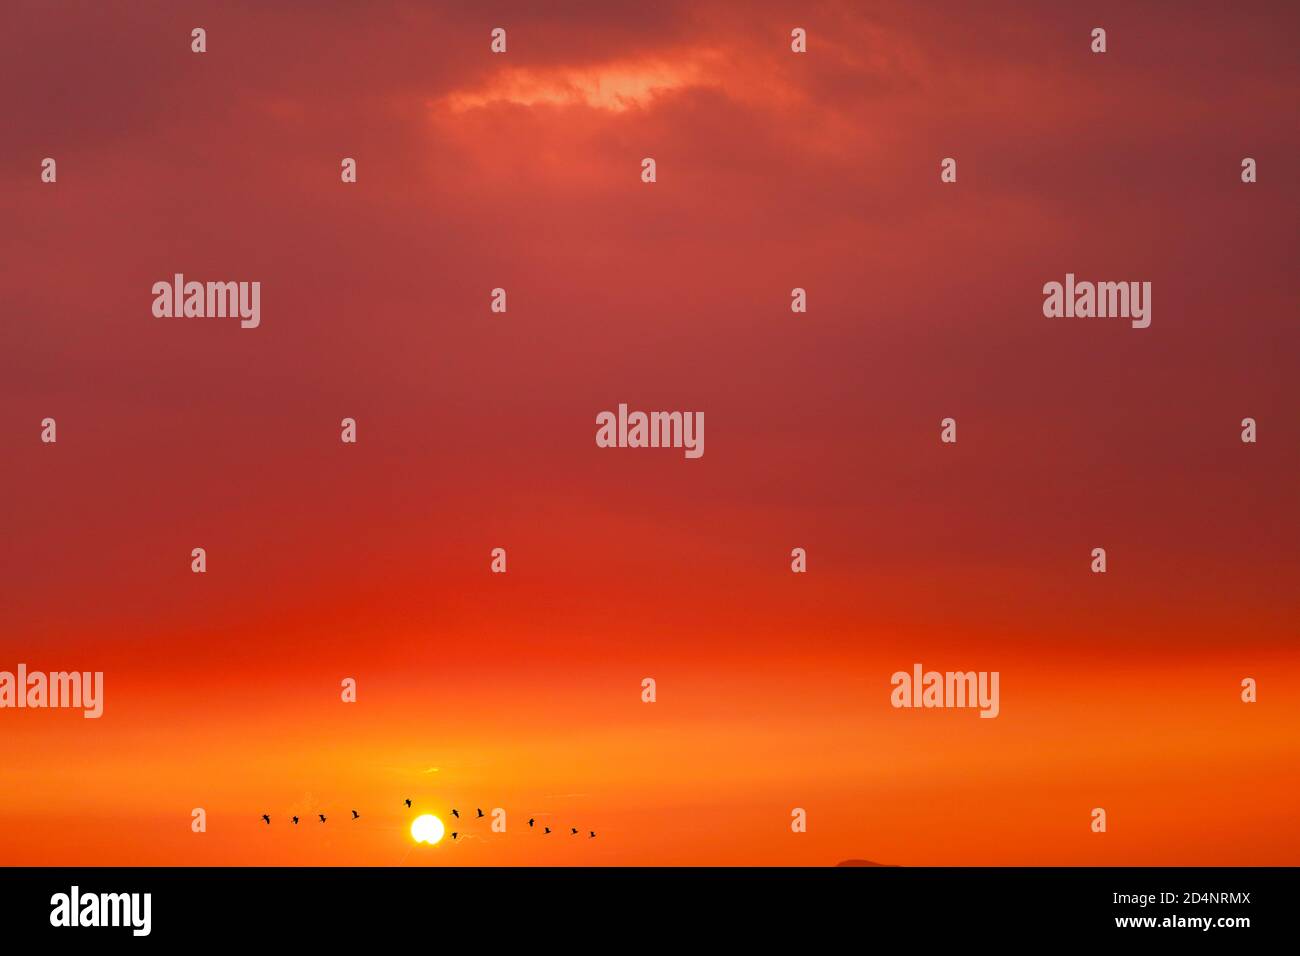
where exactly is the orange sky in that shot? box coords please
[1,0,1297,865]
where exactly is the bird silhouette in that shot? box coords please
[528,818,535,828]
[589,831,596,838]
[351,810,360,820]
[451,809,459,819]
[476,808,485,818]
[404,799,412,808]
[571,828,578,835]
[318,814,327,823]
[451,832,459,840]
[544,827,551,834]
[261,814,270,825]
[292,816,299,825]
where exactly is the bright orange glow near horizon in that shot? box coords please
[1,0,1297,867]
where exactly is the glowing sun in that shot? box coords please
[411,814,445,845]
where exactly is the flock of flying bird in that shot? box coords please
[259,798,596,841]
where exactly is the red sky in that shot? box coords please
[1,0,1297,865]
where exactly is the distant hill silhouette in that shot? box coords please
[835,859,897,867]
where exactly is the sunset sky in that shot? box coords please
[1,1,1297,866]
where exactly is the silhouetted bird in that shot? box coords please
[318,814,327,823]
[261,815,270,825]
[404,799,412,808]
[451,809,459,819]
[292,816,299,825]
[476,808,485,818]
[571,828,578,835]
[544,827,551,834]
[451,832,458,840]
[351,810,360,820]
[589,831,596,838]
[528,818,535,828]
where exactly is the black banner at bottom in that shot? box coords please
[0,867,1289,943]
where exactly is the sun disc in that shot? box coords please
[411,813,444,845]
